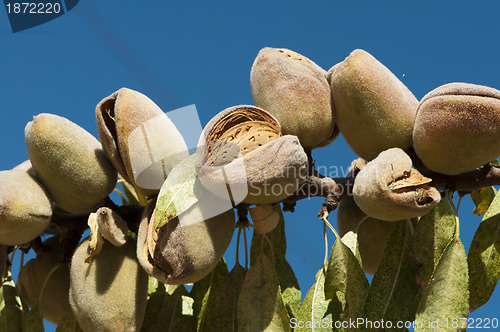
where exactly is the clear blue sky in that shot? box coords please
[1,1,499,330]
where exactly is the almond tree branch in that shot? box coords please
[282,158,500,215]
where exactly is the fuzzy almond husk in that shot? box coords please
[69,237,148,332]
[25,113,117,214]
[195,105,308,205]
[96,88,188,197]
[248,204,280,234]
[413,82,500,175]
[353,148,440,221]
[12,160,36,176]
[17,236,71,324]
[328,49,418,160]
[0,170,52,245]
[137,199,235,285]
[251,47,337,149]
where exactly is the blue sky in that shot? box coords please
[1,1,500,330]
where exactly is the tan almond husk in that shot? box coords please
[353,148,440,221]
[96,207,128,247]
[251,47,337,149]
[413,82,500,175]
[96,88,188,197]
[249,204,280,234]
[328,49,418,161]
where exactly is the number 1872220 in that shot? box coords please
[5,2,62,14]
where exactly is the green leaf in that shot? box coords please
[409,197,456,292]
[248,207,300,319]
[295,266,339,332]
[362,221,419,327]
[483,187,500,220]
[147,275,161,298]
[154,154,199,229]
[468,210,500,311]
[341,231,362,266]
[274,258,301,319]
[415,238,469,331]
[325,235,369,320]
[470,186,497,216]
[190,259,228,331]
[56,313,83,332]
[141,279,169,332]
[250,204,286,264]
[0,271,24,332]
[145,285,196,332]
[237,254,291,332]
[25,305,44,332]
[204,263,247,332]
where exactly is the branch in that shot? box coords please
[407,147,500,192]
[423,163,500,192]
[282,153,500,215]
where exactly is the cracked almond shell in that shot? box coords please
[195,105,308,205]
[353,148,440,221]
[69,237,148,332]
[17,236,71,324]
[0,170,52,245]
[25,113,117,214]
[413,82,500,175]
[328,49,419,160]
[96,88,189,197]
[251,47,338,149]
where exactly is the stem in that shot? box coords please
[446,191,461,239]
[320,211,340,239]
[9,246,18,268]
[235,226,242,266]
[323,221,328,266]
[243,227,248,270]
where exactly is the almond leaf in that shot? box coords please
[191,259,229,331]
[140,279,170,332]
[25,305,44,332]
[274,257,301,320]
[295,266,338,332]
[340,231,362,269]
[154,154,199,229]
[237,254,291,332]
[415,238,469,331]
[408,197,456,293]
[362,221,419,326]
[470,186,496,216]
[0,271,24,332]
[468,197,500,312]
[325,235,369,320]
[145,285,196,332]
[203,263,247,332]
